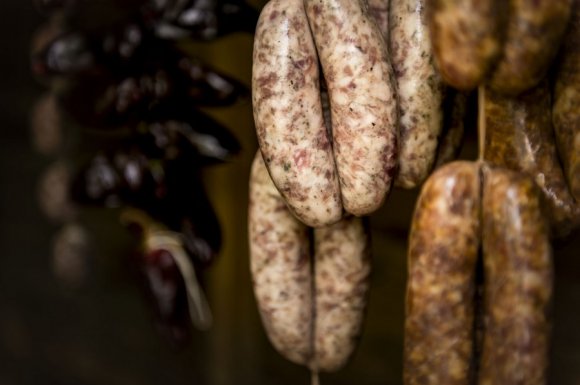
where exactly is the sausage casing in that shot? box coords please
[404,161,480,385]
[313,216,371,372]
[490,0,572,95]
[305,0,398,216]
[248,152,312,365]
[252,0,342,227]
[428,0,507,90]
[249,152,371,372]
[390,0,446,188]
[483,82,579,238]
[553,0,580,202]
[479,167,553,385]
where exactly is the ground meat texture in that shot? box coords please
[390,0,446,189]
[489,0,572,95]
[248,152,313,366]
[479,167,553,385]
[305,0,398,216]
[553,0,580,202]
[404,161,480,385]
[433,90,468,169]
[483,82,580,239]
[428,0,507,90]
[313,216,371,372]
[252,0,342,227]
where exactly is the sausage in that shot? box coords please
[404,161,480,385]
[313,216,371,371]
[489,0,572,95]
[248,152,371,372]
[305,0,398,216]
[252,0,342,227]
[433,90,468,169]
[553,0,580,203]
[390,0,446,188]
[428,0,507,90]
[482,82,580,238]
[248,151,313,365]
[479,167,553,385]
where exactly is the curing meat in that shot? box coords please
[305,0,398,216]
[479,167,553,385]
[390,0,445,188]
[489,0,572,95]
[428,0,507,90]
[553,0,580,202]
[249,151,371,372]
[248,152,312,366]
[313,216,371,372]
[404,161,480,385]
[433,90,468,169]
[252,0,342,227]
[483,82,579,238]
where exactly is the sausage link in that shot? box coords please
[305,0,398,216]
[248,152,312,366]
[479,167,553,385]
[404,161,480,385]
[249,152,371,372]
[252,0,342,227]
[428,0,507,90]
[433,90,468,169]
[390,0,446,188]
[489,0,572,95]
[553,0,580,202]
[313,216,371,372]
[483,82,580,238]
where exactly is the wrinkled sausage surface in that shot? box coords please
[305,0,398,216]
[479,167,553,385]
[404,161,480,385]
[252,0,342,227]
[390,0,446,188]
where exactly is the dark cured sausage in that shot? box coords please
[428,0,506,90]
[553,0,580,203]
[479,167,553,385]
[490,0,572,95]
[483,82,579,238]
[404,161,480,385]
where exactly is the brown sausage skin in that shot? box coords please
[483,82,580,238]
[404,161,480,385]
[252,0,342,227]
[553,0,580,202]
[428,0,507,90]
[313,216,371,372]
[305,0,398,216]
[479,167,553,385]
[248,152,313,366]
[368,0,390,39]
[490,0,572,95]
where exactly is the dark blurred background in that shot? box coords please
[1,1,580,384]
